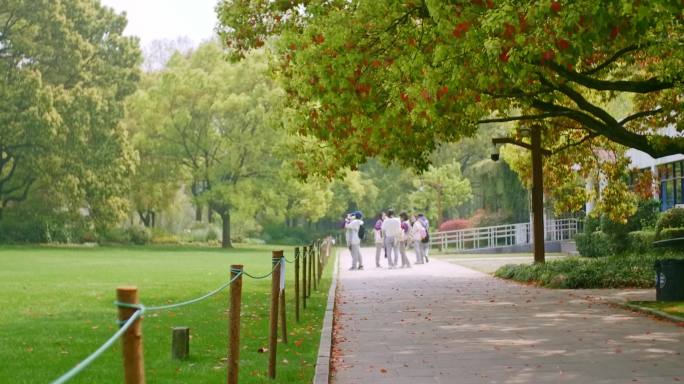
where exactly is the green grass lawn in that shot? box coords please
[0,244,335,383]
[630,301,684,318]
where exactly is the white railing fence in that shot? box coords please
[431,218,581,252]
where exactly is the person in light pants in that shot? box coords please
[381,209,402,268]
[345,212,364,270]
[398,212,411,268]
[417,213,430,262]
[411,215,426,264]
[373,212,386,267]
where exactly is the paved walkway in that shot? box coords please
[331,247,684,384]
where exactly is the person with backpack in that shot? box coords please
[344,211,364,270]
[398,212,411,268]
[411,214,427,264]
[381,209,401,269]
[373,212,386,268]
[417,213,430,262]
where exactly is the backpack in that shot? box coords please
[421,231,430,244]
[358,224,366,240]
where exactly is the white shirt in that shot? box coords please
[381,217,402,238]
[345,219,364,245]
[412,220,426,241]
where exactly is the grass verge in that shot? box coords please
[627,301,684,321]
[0,244,334,383]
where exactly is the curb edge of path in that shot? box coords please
[313,248,340,384]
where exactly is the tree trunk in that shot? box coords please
[138,211,151,227]
[220,210,232,248]
[150,211,156,228]
[195,205,202,222]
[208,207,214,223]
[531,124,546,264]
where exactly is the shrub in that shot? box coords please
[600,214,631,253]
[574,231,612,257]
[468,209,512,227]
[150,233,181,245]
[150,228,181,245]
[189,229,205,243]
[243,237,266,245]
[127,227,151,245]
[206,227,219,242]
[0,220,47,243]
[583,215,601,234]
[438,218,471,232]
[627,230,655,253]
[656,207,684,239]
[99,227,130,244]
[658,227,684,241]
[80,230,98,243]
[494,251,670,289]
[261,223,325,245]
[627,199,660,231]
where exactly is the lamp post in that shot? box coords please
[492,124,549,263]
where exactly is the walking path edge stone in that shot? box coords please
[313,249,340,384]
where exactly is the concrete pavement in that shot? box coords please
[331,247,684,384]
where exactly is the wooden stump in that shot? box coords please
[171,327,190,360]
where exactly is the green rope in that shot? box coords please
[242,258,282,280]
[116,271,244,312]
[51,309,143,384]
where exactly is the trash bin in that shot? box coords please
[654,259,684,301]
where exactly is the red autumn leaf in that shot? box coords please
[499,47,510,62]
[452,22,470,38]
[502,23,516,39]
[556,38,570,51]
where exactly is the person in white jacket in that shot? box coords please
[411,215,427,264]
[381,209,402,268]
[344,212,364,270]
[398,212,411,268]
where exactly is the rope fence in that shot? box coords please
[50,236,335,384]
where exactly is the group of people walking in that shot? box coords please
[344,209,430,271]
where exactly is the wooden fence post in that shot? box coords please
[268,252,282,379]
[227,265,243,384]
[309,243,316,296]
[317,241,323,283]
[302,246,307,309]
[294,247,300,322]
[279,253,288,344]
[116,286,145,384]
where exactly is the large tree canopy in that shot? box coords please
[129,43,285,247]
[218,0,684,175]
[0,0,140,228]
